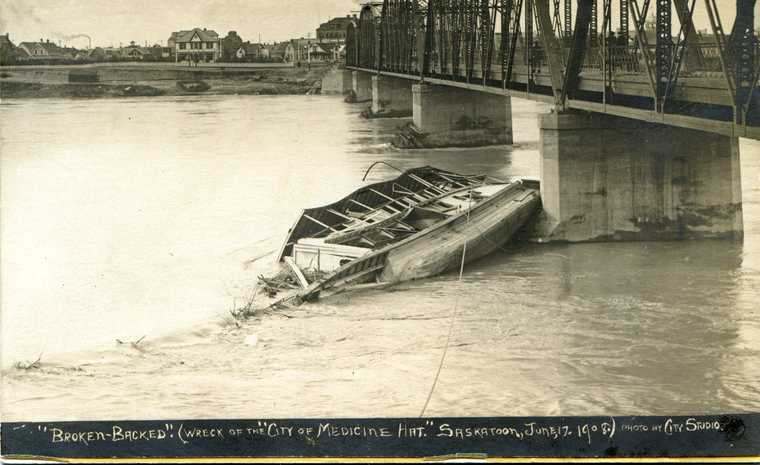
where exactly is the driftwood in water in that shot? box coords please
[392,122,427,149]
[258,271,300,297]
[15,353,43,370]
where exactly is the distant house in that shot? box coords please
[235,42,263,61]
[168,28,222,63]
[0,33,17,64]
[17,39,68,62]
[14,46,30,61]
[74,47,105,62]
[284,42,296,63]
[316,15,356,43]
[88,47,107,62]
[269,42,287,62]
[123,48,144,60]
[18,41,50,59]
[102,47,123,61]
[235,42,287,62]
[304,43,330,62]
[320,42,344,62]
[118,41,145,60]
[142,44,166,61]
[285,39,331,64]
[284,38,310,64]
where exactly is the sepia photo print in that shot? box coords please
[1,0,759,461]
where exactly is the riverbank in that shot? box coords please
[0,63,329,98]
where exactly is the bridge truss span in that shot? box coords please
[345,0,760,139]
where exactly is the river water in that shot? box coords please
[1,95,759,421]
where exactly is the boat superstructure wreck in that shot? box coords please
[240,165,541,315]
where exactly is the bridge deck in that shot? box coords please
[348,65,760,139]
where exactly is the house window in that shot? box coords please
[179,43,186,50]
[206,42,213,49]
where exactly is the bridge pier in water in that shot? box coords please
[536,112,743,242]
[348,71,372,103]
[394,83,512,148]
[321,68,353,96]
[368,75,412,118]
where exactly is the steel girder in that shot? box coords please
[359,4,380,69]
[346,22,358,67]
[561,0,595,103]
[553,0,563,36]
[501,0,524,86]
[655,0,671,107]
[379,0,419,73]
[734,0,758,120]
[353,0,756,123]
[619,0,629,39]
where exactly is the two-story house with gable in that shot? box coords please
[169,28,221,63]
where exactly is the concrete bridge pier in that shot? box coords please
[366,75,412,118]
[346,71,372,103]
[321,68,353,95]
[535,111,743,242]
[394,83,513,148]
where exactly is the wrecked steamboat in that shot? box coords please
[247,165,540,312]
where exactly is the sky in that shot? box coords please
[0,0,364,48]
[0,0,753,49]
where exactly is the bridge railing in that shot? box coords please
[352,36,759,87]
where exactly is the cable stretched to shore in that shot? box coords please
[419,190,472,418]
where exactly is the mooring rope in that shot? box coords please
[419,188,472,418]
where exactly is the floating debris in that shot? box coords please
[15,353,43,370]
[177,80,211,93]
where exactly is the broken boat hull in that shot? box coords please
[254,167,541,309]
[380,182,540,283]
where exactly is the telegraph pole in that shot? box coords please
[307,32,312,64]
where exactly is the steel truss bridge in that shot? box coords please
[345,0,760,139]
